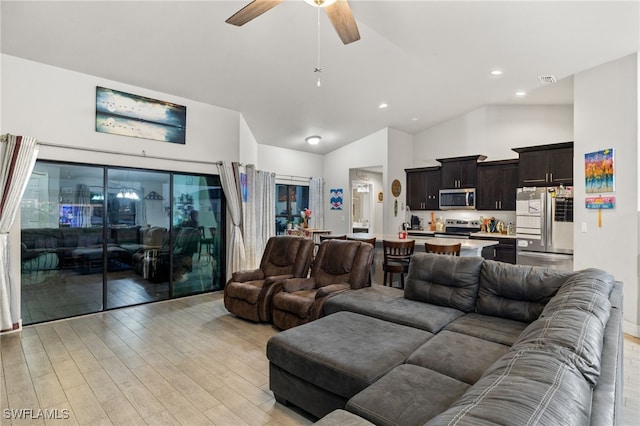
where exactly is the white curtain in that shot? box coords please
[0,135,39,331]
[218,161,246,279]
[244,165,276,269]
[309,177,324,229]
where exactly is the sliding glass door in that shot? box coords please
[20,161,225,325]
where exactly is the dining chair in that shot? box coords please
[425,242,461,256]
[382,239,415,289]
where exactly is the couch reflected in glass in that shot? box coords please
[21,225,200,283]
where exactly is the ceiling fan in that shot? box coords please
[226,0,360,45]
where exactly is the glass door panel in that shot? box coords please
[106,168,170,309]
[20,162,105,324]
[172,174,224,296]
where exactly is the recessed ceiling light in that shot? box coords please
[305,135,321,145]
[515,91,527,97]
[379,103,388,109]
[490,70,503,76]
[411,116,421,121]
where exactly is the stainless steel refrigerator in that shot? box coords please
[516,186,574,271]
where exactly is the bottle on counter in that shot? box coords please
[430,212,436,232]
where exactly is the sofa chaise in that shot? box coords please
[266,252,623,425]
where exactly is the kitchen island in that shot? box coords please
[346,233,498,286]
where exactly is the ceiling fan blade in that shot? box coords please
[226,0,283,26]
[324,0,360,45]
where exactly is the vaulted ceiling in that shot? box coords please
[2,1,638,154]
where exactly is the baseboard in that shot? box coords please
[0,320,22,335]
[623,320,640,338]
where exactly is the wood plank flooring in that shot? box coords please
[1,292,639,425]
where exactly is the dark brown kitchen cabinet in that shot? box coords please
[472,235,517,264]
[406,167,440,210]
[513,142,573,186]
[476,159,519,211]
[437,155,487,189]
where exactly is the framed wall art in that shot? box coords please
[585,148,614,193]
[96,86,187,144]
[330,188,343,210]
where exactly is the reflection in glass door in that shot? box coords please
[20,163,106,323]
[106,168,171,309]
[172,174,225,295]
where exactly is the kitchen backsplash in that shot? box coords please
[408,210,516,230]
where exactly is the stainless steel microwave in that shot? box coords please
[439,188,476,210]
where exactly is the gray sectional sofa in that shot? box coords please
[266,253,623,425]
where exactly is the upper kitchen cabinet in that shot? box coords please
[437,155,487,189]
[476,159,519,211]
[513,142,574,186]
[406,167,440,210]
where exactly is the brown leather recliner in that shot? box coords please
[224,236,314,322]
[272,239,374,330]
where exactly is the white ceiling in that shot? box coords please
[2,1,638,154]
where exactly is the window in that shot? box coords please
[275,184,309,234]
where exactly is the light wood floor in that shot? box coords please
[1,292,639,425]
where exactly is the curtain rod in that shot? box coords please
[277,174,311,182]
[1,134,222,167]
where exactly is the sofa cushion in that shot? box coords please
[78,233,101,247]
[404,253,483,313]
[407,330,510,385]
[224,280,265,304]
[272,289,316,318]
[476,260,573,323]
[443,312,529,346]
[513,303,609,386]
[346,364,470,426]
[541,268,615,327]
[320,240,359,275]
[315,410,374,426]
[267,311,433,400]
[324,286,465,333]
[426,348,593,426]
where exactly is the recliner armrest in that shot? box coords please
[232,269,265,282]
[265,274,294,285]
[283,277,316,292]
[316,284,350,299]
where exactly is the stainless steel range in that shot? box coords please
[435,219,481,239]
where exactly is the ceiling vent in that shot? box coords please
[538,75,557,85]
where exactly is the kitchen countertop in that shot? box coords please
[470,232,517,239]
[347,233,499,253]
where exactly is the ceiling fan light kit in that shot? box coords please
[304,0,337,7]
[226,0,360,45]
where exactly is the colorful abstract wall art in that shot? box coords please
[330,188,343,210]
[96,87,187,144]
[585,149,614,193]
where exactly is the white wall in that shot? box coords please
[323,129,388,234]
[257,144,324,178]
[2,55,241,174]
[412,105,573,167]
[387,128,415,234]
[239,115,258,166]
[574,53,639,336]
